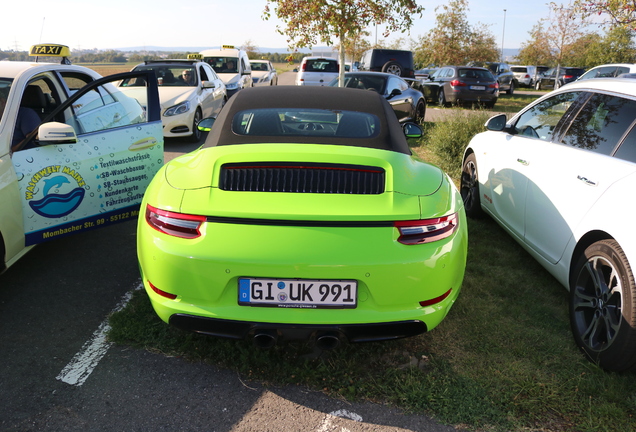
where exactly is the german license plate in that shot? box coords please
[238,278,357,309]
[470,85,486,91]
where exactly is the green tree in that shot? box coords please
[584,26,636,65]
[412,0,498,67]
[574,0,636,27]
[240,40,260,59]
[263,0,423,85]
[515,21,554,66]
[546,1,589,86]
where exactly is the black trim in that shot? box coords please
[204,216,394,228]
[169,314,427,343]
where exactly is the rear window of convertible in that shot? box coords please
[231,108,380,139]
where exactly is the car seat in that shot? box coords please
[336,113,371,137]
[21,85,47,119]
[247,111,283,135]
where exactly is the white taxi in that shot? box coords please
[0,44,163,273]
[119,55,227,142]
[200,46,253,97]
[249,59,278,86]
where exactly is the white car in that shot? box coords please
[119,59,226,142]
[200,46,253,97]
[511,65,538,87]
[0,44,163,273]
[295,57,340,86]
[576,63,636,82]
[249,59,278,86]
[461,78,636,372]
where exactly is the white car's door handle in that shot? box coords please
[577,175,597,186]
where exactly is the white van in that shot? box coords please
[295,57,340,86]
[200,45,253,97]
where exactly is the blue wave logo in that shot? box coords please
[29,187,85,218]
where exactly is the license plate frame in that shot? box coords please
[238,277,357,309]
[470,85,486,91]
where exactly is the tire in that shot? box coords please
[438,88,447,107]
[382,61,403,76]
[569,239,636,372]
[484,99,497,109]
[188,108,203,143]
[535,81,541,91]
[506,81,515,95]
[414,100,426,124]
[460,153,484,218]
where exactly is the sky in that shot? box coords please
[3,1,559,53]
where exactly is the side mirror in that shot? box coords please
[197,117,216,132]
[403,122,423,139]
[388,88,402,98]
[38,122,78,145]
[485,114,508,132]
[201,80,215,89]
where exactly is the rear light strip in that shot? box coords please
[145,205,458,246]
[145,205,205,239]
[395,213,459,245]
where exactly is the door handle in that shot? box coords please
[577,175,597,186]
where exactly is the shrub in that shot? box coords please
[424,110,493,178]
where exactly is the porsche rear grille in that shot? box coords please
[220,163,385,194]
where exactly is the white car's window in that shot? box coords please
[614,126,636,163]
[560,93,636,155]
[0,78,12,123]
[513,92,581,141]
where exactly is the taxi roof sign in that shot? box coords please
[29,44,72,64]
[222,45,235,49]
[187,54,203,60]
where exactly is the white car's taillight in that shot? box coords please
[145,205,205,239]
[395,213,459,245]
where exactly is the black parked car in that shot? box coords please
[535,67,586,90]
[468,62,517,95]
[357,49,415,78]
[329,72,426,123]
[420,66,499,108]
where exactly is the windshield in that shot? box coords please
[122,65,197,87]
[251,62,269,71]
[0,78,13,123]
[204,57,239,74]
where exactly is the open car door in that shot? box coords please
[11,70,163,246]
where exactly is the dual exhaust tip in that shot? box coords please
[252,330,342,351]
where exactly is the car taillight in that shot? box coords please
[489,82,499,89]
[419,288,452,307]
[148,281,177,300]
[145,205,205,239]
[450,80,466,87]
[524,74,530,78]
[563,75,573,79]
[394,213,459,245]
[302,63,307,71]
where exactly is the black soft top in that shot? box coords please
[203,86,412,155]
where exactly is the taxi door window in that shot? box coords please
[199,65,209,82]
[60,73,146,135]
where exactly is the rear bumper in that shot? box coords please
[169,313,427,343]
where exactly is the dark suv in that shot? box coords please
[358,49,414,78]
[535,67,586,90]
[468,62,517,94]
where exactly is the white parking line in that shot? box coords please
[316,410,363,432]
[56,284,140,386]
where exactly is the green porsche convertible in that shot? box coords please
[137,85,467,350]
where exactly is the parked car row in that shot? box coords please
[420,65,500,108]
